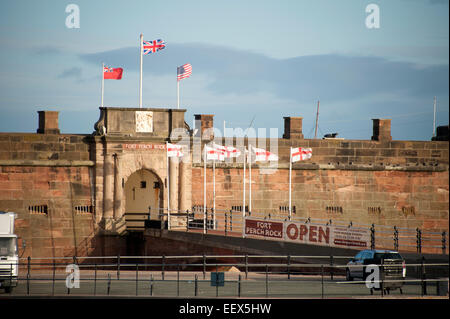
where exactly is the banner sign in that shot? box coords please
[245,219,283,239]
[245,218,370,248]
[122,143,166,150]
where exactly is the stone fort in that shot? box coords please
[0,107,448,257]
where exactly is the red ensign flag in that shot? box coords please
[103,66,123,80]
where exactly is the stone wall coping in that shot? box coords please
[0,160,95,167]
[192,162,448,172]
[99,106,186,112]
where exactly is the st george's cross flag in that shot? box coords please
[177,63,192,81]
[291,147,312,162]
[252,146,279,162]
[205,145,225,161]
[213,143,241,158]
[167,143,184,157]
[103,66,123,79]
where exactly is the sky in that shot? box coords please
[0,0,448,140]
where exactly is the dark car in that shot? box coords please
[346,249,406,294]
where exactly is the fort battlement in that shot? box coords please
[0,108,448,257]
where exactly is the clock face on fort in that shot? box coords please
[135,111,153,132]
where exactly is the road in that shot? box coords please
[1,270,445,298]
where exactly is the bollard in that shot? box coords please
[225,212,228,235]
[27,256,31,295]
[194,274,198,297]
[230,210,233,232]
[370,224,375,250]
[287,254,291,280]
[238,274,241,298]
[136,263,139,296]
[107,273,111,295]
[117,254,120,280]
[442,231,446,255]
[265,265,269,298]
[245,254,248,279]
[394,226,399,251]
[203,254,206,280]
[162,255,165,281]
[150,274,154,296]
[52,260,55,296]
[321,264,324,299]
[330,254,334,280]
[186,210,190,232]
[177,264,180,297]
[416,228,422,253]
[421,257,427,296]
[94,263,97,296]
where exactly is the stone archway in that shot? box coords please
[124,169,164,230]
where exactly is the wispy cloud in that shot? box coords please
[57,67,83,80]
[80,43,449,104]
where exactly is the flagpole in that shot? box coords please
[177,79,180,109]
[166,141,171,230]
[289,147,292,221]
[242,146,246,238]
[203,145,207,234]
[139,33,143,108]
[213,157,216,230]
[249,144,252,214]
[101,62,104,107]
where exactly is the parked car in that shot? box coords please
[346,249,406,294]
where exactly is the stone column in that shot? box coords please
[113,154,124,220]
[169,156,179,213]
[102,151,114,230]
[93,139,104,224]
[178,159,192,213]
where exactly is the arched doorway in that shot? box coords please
[124,169,163,231]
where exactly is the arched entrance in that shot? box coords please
[124,169,163,231]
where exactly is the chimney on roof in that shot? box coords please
[283,117,304,139]
[37,111,60,134]
[371,119,392,141]
[194,114,214,140]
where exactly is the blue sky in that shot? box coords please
[0,0,448,140]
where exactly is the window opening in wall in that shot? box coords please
[74,205,95,214]
[279,206,296,214]
[28,205,48,215]
[140,181,147,189]
[368,207,382,214]
[326,206,343,214]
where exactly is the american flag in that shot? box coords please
[143,39,166,55]
[177,63,192,81]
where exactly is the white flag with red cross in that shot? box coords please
[213,143,241,158]
[252,146,279,162]
[167,143,184,157]
[291,147,312,162]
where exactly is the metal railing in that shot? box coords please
[2,254,447,298]
[124,207,449,254]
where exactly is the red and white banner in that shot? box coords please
[291,147,312,162]
[244,218,370,248]
[213,143,241,158]
[167,143,183,157]
[284,222,369,248]
[205,145,225,161]
[252,146,278,162]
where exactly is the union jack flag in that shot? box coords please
[143,39,166,55]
